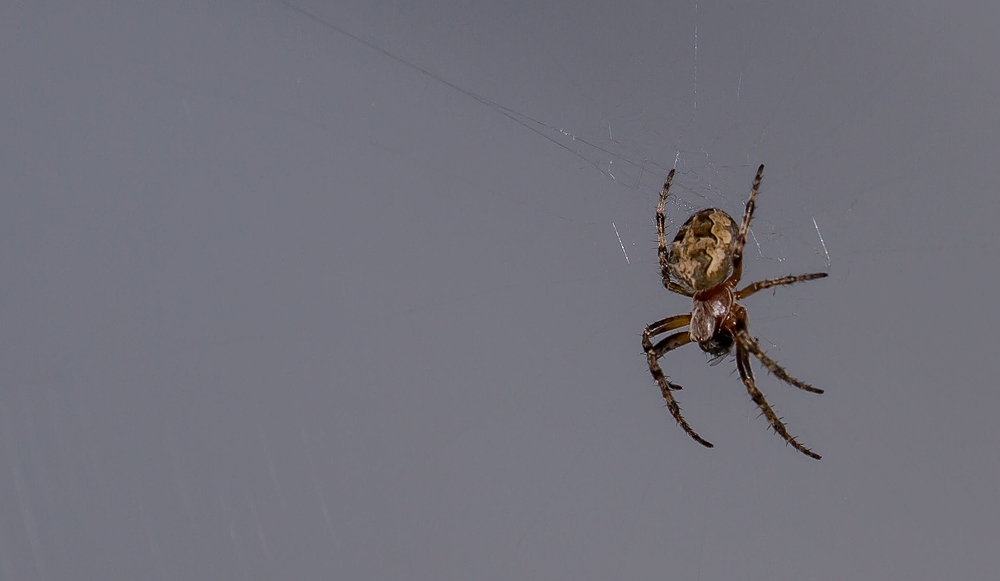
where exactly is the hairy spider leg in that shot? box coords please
[733,321,823,394]
[656,169,695,297]
[642,318,714,448]
[642,313,691,388]
[643,313,691,342]
[735,343,821,459]
[730,163,765,284]
[737,273,828,300]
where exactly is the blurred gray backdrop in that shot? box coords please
[2,0,998,579]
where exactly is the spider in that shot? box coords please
[642,164,827,459]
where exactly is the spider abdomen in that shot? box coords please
[667,209,739,293]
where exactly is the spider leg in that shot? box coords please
[736,344,821,459]
[730,164,765,283]
[737,272,828,300]
[641,326,713,448]
[734,327,824,394]
[643,319,690,391]
[644,313,691,339]
[644,331,691,392]
[656,170,694,297]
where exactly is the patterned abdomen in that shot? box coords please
[666,208,739,294]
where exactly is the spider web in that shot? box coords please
[266,1,855,578]
[275,0,836,267]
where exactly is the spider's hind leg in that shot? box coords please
[731,164,765,279]
[656,170,694,296]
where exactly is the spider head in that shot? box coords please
[689,285,735,351]
[700,328,734,358]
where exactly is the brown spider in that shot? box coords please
[642,164,827,459]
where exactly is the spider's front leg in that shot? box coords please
[642,314,689,391]
[735,345,821,459]
[642,315,713,448]
[734,327,824,394]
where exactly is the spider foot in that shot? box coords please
[786,439,821,460]
[672,419,713,448]
[759,419,820,459]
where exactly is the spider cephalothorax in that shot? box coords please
[642,164,828,459]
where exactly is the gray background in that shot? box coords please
[2,0,998,579]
